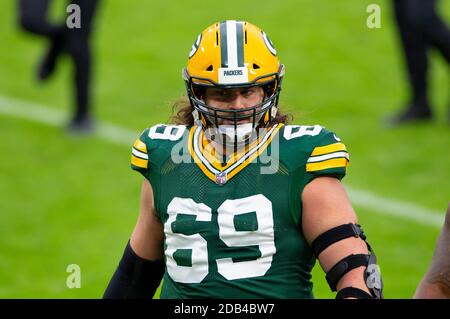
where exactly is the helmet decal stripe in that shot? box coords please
[236,21,245,67]
[217,20,249,83]
[225,20,238,68]
[188,33,202,59]
[220,21,228,67]
[262,31,277,56]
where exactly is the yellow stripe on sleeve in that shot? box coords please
[311,142,346,156]
[131,154,148,169]
[306,157,348,172]
[133,139,147,154]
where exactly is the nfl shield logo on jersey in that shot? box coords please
[215,172,227,185]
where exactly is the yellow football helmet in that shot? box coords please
[183,20,285,134]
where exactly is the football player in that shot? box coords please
[414,203,450,299]
[103,20,383,299]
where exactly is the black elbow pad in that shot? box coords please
[311,223,383,299]
[103,241,165,299]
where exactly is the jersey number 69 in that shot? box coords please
[164,195,276,283]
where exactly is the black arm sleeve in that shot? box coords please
[103,241,165,299]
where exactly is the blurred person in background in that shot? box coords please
[414,203,450,299]
[18,0,100,133]
[390,0,450,125]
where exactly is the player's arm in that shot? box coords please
[414,204,450,299]
[302,176,383,299]
[103,179,165,299]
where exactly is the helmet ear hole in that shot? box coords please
[262,81,277,97]
[192,85,206,99]
[253,63,260,70]
[206,65,213,71]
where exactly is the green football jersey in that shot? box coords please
[130,123,349,299]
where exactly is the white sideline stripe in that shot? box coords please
[0,96,137,146]
[0,95,445,229]
[347,187,444,228]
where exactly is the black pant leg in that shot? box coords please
[393,0,431,109]
[410,0,450,64]
[18,0,61,37]
[64,0,100,121]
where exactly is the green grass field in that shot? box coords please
[0,0,449,298]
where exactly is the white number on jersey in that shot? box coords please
[148,124,186,141]
[165,195,276,283]
[165,198,211,283]
[283,125,322,140]
[216,195,275,280]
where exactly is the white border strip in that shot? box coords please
[0,95,445,229]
